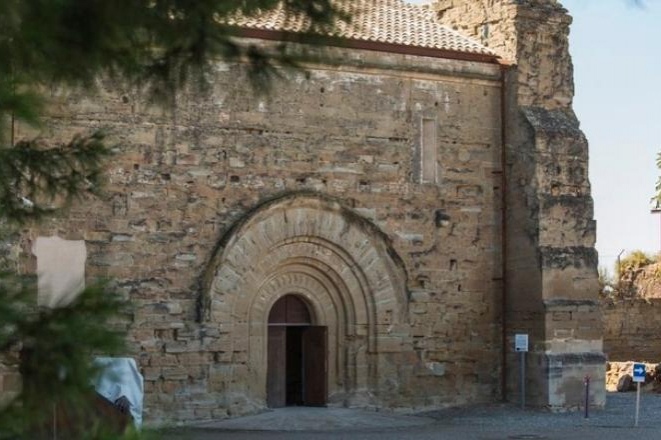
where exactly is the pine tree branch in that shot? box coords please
[0,132,111,225]
[0,274,129,438]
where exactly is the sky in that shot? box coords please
[564,0,661,272]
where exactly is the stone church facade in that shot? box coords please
[4,0,604,424]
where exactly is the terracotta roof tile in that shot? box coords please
[227,0,494,58]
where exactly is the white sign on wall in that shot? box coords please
[33,236,87,308]
[514,333,529,352]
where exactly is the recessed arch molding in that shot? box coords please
[201,192,413,409]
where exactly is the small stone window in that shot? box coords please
[419,117,438,184]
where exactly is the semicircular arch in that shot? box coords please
[203,193,409,406]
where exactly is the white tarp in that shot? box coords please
[93,357,144,427]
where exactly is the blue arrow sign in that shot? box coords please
[633,363,646,382]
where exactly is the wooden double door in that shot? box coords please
[266,295,327,408]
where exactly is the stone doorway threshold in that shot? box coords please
[191,407,435,431]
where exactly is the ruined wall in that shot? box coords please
[431,0,574,108]
[603,299,661,362]
[434,0,603,409]
[14,46,504,423]
[432,0,518,61]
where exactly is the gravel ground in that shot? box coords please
[417,392,661,438]
[160,392,661,440]
[425,391,658,428]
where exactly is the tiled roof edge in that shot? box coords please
[232,27,501,64]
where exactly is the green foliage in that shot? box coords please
[0,275,131,438]
[0,2,350,438]
[0,0,347,225]
[0,132,111,225]
[0,279,127,395]
[0,0,347,126]
[654,152,661,208]
[0,2,348,437]
[613,250,661,298]
[616,250,655,275]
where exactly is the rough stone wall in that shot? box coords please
[603,299,661,362]
[14,46,504,424]
[434,0,603,409]
[431,0,574,108]
[431,0,518,61]
[618,262,661,299]
[605,361,657,392]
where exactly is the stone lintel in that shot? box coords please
[539,246,598,270]
[543,299,600,310]
[546,352,607,368]
[539,195,593,212]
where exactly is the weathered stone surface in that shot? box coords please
[617,261,661,299]
[602,298,661,362]
[6,46,503,424]
[616,374,634,393]
[0,0,602,424]
[434,0,574,109]
[606,361,658,393]
[435,0,603,409]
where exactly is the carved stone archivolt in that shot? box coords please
[203,193,409,406]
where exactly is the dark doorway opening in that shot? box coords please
[286,327,304,406]
[267,295,327,408]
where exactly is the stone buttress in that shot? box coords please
[434,0,605,408]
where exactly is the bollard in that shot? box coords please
[584,375,590,418]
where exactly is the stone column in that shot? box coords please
[433,0,605,408]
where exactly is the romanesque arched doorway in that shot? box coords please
[203,194,410,410]
[266,295,327,407]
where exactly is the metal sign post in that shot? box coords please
[635,382,641,427]
[514,334,529,409]
[584,375,590,418]
[633,363,646,427]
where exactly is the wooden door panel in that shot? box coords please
[268,295,311,325]
[302,326,327,406]
[267,326,287,408]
